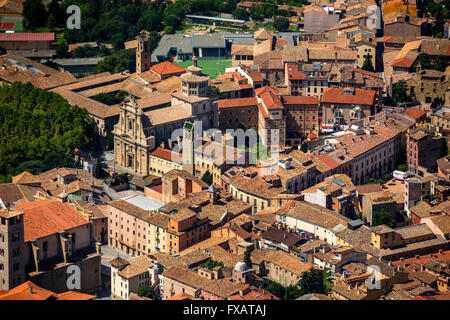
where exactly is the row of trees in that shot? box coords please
[0,82,100,182]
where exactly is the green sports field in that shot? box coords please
[175,59,232,79]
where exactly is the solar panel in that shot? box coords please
[332,178,346,187]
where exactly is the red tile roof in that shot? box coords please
[256,86,284,110]
[0,281,95,300]
[150,147,180,162]
[321,87,376,106]
[282,95,318,105]
[0,33,55,41]
[150,61,186,76]
[218,97,258,109]
[15,200,90,242]
[312,154,341,170]
[286,64,305,80]
[391,57,415,68]
[404,108,426,120]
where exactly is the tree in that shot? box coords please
[200,259,224,270]
[0,47,6,55]
[397,163,408,172]
[105,133,115,151]
[362,54,375,72]
[94,49,136,74]
[285,284,302,300]
[300,142,308,153]
[56,41,70,58]
[0,82,97,182]
[393,80,410,104]
[23,0,48,30]
[265,281,285,299]
[164,15,181,30]
[372,209,395,228]
[297,268,327,296]
[232,8,250,20]
[137,285,155,299]
[273,17,290,31]
[323,267,334,293]
[47,0,64,28]
[201,170,213,186]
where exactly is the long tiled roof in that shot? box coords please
[321,87,376,105]
[15,200,90,242]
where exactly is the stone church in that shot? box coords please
[113,58,217,176]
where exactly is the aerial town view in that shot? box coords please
[0,0,449,310]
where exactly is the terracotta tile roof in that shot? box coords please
[166,292,194,300]
[423,214,450,235]
[256,86,284,110]
[117,255,152,279]
[150,61,186,76]
[331,125,401,158]
[282,201,351,231]
[311,154,341,170]
[163,266,243,298]
[54,291,95,300]
[50,87,119,119]
[0,33,54,41]
[11,171,41,185]
[286,64,305,80]
[355,184,383,194]
[391,57,415,68]
[404,108,426,120]
[321,87,376,105]
[282,46,309,64]
[228,288,279,300]
[250,249,315,276]
[218,97,258,109]
[15,200,90,242]
[0,281,53,300]
[109,199,154,222]
[150,147,180,162]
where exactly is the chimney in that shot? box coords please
[192,56,198,68]
[30,285,33,295]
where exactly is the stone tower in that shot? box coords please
[0,208,25,290]
[136,30,152,73]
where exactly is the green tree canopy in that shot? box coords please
[201,170,213,186]
[200,259,224,270]
[0,82,98,182]
[393,80,410,104]
[362,54,375,72]
[233,8,250,20]
[23,0,48,30]
[372,209,395,228]
[297,268,329,296]
[273,17,290,31]
[137,285,155,299]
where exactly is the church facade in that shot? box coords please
[113,59,217,176]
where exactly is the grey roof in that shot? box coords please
[185,14,245,24]
[193,33,226,48]
[151,33,255,62]
[52,57,104,66]
[121,195,163,211]
[277,32,300,46]
[152,34,193,59]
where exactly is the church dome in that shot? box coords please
[234,261,249,273]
